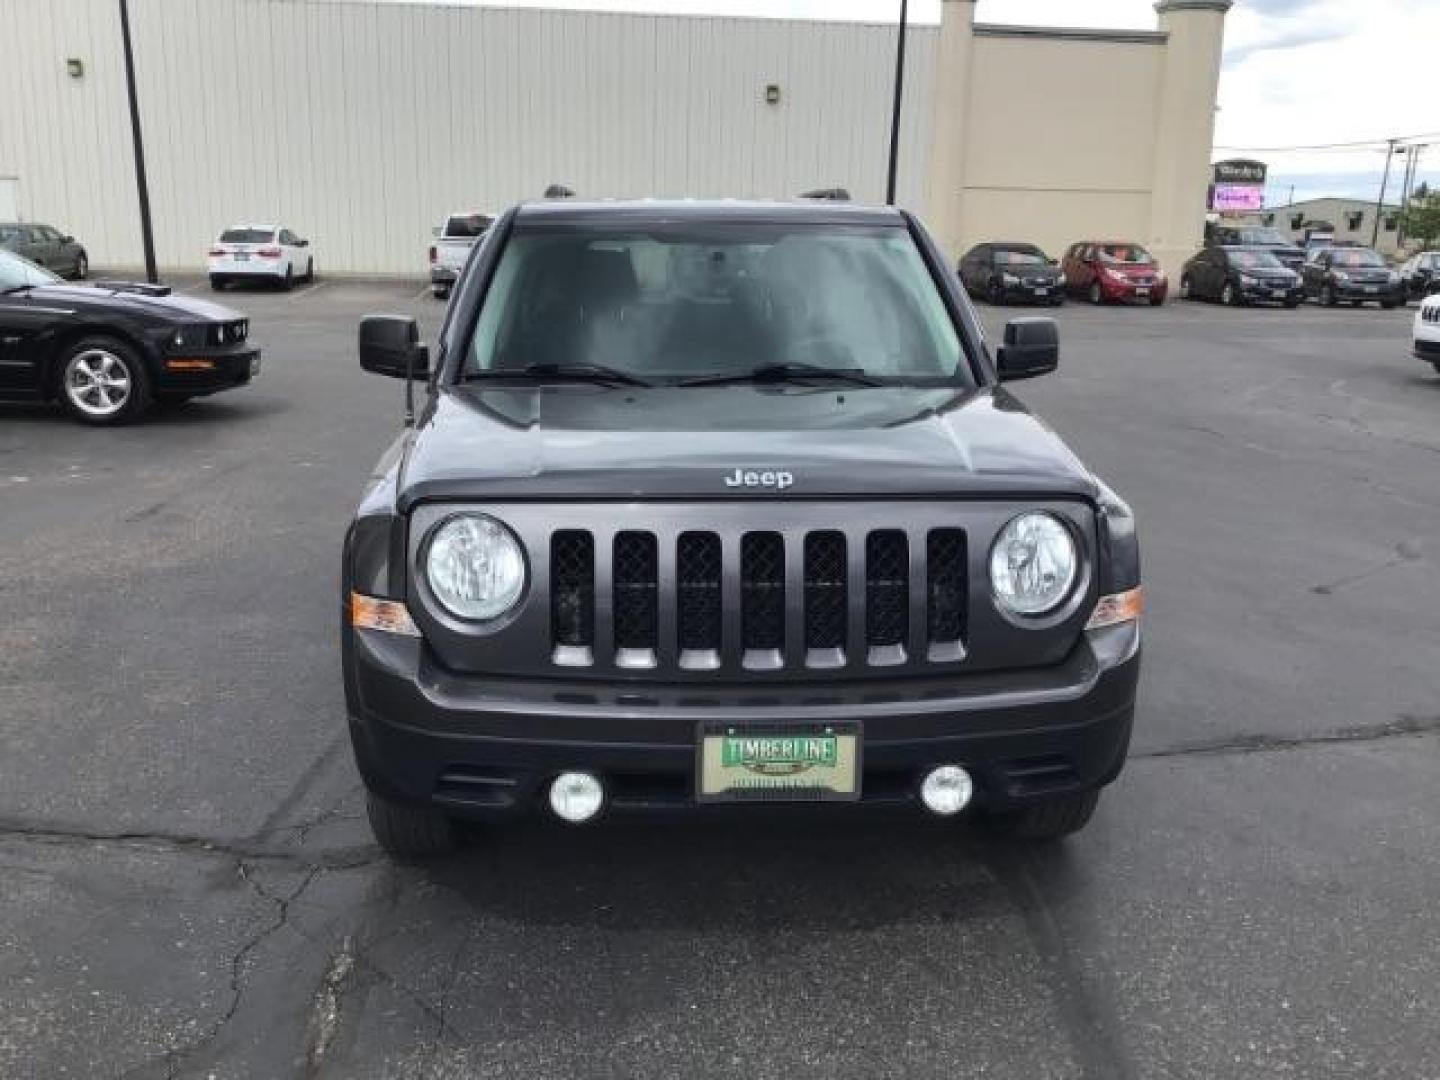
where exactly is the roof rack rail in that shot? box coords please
[543,183,576,199]
[798,187,851,202]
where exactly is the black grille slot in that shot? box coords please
[804,531,848,649]
[677,532,722,651]
[865,531,908,646]
[550,531,593,647]
[613,532,657,649]
[741,532,785,651]
[927,528,967,644]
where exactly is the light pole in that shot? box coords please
[118,0,158,283]
[885,0,909,205]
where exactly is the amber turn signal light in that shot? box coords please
[350,591,421,636]
[1085,587,1144,630]
[166,358,216,371]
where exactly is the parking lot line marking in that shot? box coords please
[290,282,328,301]
[412,285,433,300]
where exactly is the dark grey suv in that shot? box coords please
[343,198,1142,858]
[0,222,88,279]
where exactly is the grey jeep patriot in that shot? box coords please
[342,198,1142,858]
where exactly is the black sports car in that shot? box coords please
[1179,246,1304,307]
[0,249,259,424]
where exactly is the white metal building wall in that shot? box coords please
[0,0,938,275]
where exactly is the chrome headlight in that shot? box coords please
[425,514,527,621]
[1002,272,1019,285]
[989,512,1078,617]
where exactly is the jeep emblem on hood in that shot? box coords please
[724,468,794,491]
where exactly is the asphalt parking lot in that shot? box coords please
[2,279,1438,1079]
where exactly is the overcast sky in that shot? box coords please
[423,0,1440,204]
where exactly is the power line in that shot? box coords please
[1213,131,1440,153]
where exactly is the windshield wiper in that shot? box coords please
[462,363,653,387]
[678,362,882,387]
[1,285,36,295]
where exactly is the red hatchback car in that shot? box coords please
[1061,241,1168,306]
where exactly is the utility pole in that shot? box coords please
[118,0,158,283]
[1398,144,1425,247]
[1371,138,1397,248]
[884,0,908,205]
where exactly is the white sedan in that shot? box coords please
[1414,293,1440,376]
[207,225,314,290]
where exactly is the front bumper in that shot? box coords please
[1332,281,1404,303]
[343,621,1141,820]
[154,345,260,394]
[997,281,1063,304]
[1239,281,1304,304]
[1100,279,1167,304]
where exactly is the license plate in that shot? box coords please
[697,722,860,802]
[234,253,249,262]
[1364,285,1378,294]
[1271,290,1286,299]
[1135,287,1149,297]
[1033,287,1049,297]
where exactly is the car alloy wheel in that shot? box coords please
[1222,282,1237,306]
[64,348,132,419]
[1089,281,1103,305]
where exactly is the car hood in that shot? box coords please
[393,384,1098,508]
[21,283,243,322]
[996,264,1059,278]
[1099,263,1161,278]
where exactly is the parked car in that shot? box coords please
[1061,241,1168,305]
[1204,223,1305,272]
[0,248,259,425]
[0,221,88,279]
[343,197,1143,858]
[430,212,493,299]
[956,242,1064,305]
[1399,251,1440,300]
[1413,293,1440,374]
[208,224,314,290]
[1179,246,1304,307]
[1302,246,1404,308]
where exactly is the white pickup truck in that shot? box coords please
[428,212,494,299]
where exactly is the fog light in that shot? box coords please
[549,772,604,824]
[920,765,973,816]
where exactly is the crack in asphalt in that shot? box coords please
[1310,539,1424,595]
[0,818,382,871]
[1134,713,1440,760]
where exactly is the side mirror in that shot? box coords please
[298,238,309,248]
[61,235,74,244]
[359,315,429,379]
[996,317,1058,382]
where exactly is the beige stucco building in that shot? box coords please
[926,0,1231,274]
[1,0,1230,276]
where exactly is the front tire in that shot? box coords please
[989,790,1100,841]
[987,280,1005,306]
[280,264,294,291]
[1321,283,1338,307]
[365,791,455,860]
[1221,281,1239,306]
[303,258,315,284]
[73,252,89,280]
[433,285,451,300]
[1179,275,1193,301]
[1088,280,1104,305]
[56,336,152,425]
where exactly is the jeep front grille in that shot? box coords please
[549,525,968,672]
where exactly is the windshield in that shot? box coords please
[1234,228,1291,246]
[466,223,966,384]
[1331,249,1386,269]
[1097,244,1154,265]
[0,248,61,290]
[1230,250,1284,269]
[445,214,492,239]
[992,247,1047,267]
[220,228,274,244]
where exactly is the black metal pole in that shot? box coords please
[1397,148,1414,247]
[885,0,908,205]
[118,0,158,283]
[1371,138,1396,249]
